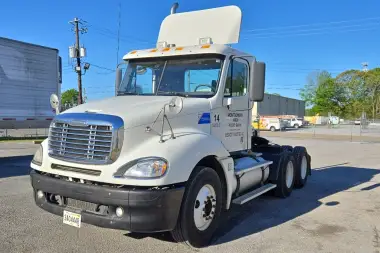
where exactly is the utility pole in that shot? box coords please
[69,18,87,105]
[362,62,368,72]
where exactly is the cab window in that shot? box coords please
[224,59,248,97]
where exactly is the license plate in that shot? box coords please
[63,210,81,228]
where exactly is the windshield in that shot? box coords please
[117,57,223,97]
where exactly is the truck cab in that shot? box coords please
[30,5,311,248]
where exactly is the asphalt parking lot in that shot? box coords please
[0,138,379,253]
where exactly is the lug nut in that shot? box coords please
[212,205,216,208]
[203,214,206,217]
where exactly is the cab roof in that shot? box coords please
[122,44,249,61]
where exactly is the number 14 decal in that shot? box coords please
[214,114,220,122]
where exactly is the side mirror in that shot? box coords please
[50,94,60,115]
[250,61,266,102]
[115,68,122,96]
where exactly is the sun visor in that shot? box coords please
[157,5,242,47]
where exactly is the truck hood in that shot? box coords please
[63,95,211,129]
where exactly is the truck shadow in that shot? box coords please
[211,165,380,246]
[125,165,379,246]
[0,155,33,178]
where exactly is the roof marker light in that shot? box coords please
[199,37,212,45]
[175,47,184,51]
[130,50,137,54]
[201,45,211,49]
[150,49,158,52]
[157,41,168,49]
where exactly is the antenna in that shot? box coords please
[116,2,122,65]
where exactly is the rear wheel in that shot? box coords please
[270,126,276,132]
[274,153,295,198]
[171,167,222,248]
[294,124,299,129]
[293,146,310,188]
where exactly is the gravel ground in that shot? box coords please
[0,138,379,253]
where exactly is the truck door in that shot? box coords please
[211,57,250,152]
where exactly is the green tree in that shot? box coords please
[61,89,79,106]
[360,68,380,119]
[313,78,349,117]
[300,70,332,107]
[300,67,380,119]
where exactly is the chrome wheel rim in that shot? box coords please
[286,160,294,188]
[301,155,307,180]
[193,184,216,231]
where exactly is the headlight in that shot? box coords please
[114,157,168,179]
[32,145,43,166]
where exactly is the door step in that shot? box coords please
[234,160,273,176]
[232,183,277,205]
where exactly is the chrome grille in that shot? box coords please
[47,113,124,165]
[49,122,112,162]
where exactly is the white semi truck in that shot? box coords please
[30,5,311,248]
[0,37,61,129]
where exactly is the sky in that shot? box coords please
[1,0,380,101]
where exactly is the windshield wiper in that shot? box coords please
[117,91,139,95]
[155,60,168,95]
[156,91,188,97]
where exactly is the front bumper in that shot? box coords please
[30,170,184,232]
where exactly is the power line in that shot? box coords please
[241,26,380,39]
[266,87,302,90]
[242,22,380,37]
[89,24,155,46]
[88,63,115,72]
[242,16,380,33]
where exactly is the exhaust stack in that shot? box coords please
[170,3,179,14]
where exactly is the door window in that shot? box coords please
[224,59,248,97]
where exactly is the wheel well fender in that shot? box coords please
[193,155,236,210]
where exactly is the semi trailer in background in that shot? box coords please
[0,37,61,129]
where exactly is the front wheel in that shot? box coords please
[171,167,222,248]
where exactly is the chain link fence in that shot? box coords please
[263,117,380,143]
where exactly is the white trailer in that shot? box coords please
[0,37,61,129]
[30,5,311,248]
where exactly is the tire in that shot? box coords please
[294,124,299,129]
[171,166,223,248]
[293,146,311,188]
[270,126,276,132]
[274,153,296,198]
[281,145,293,152]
